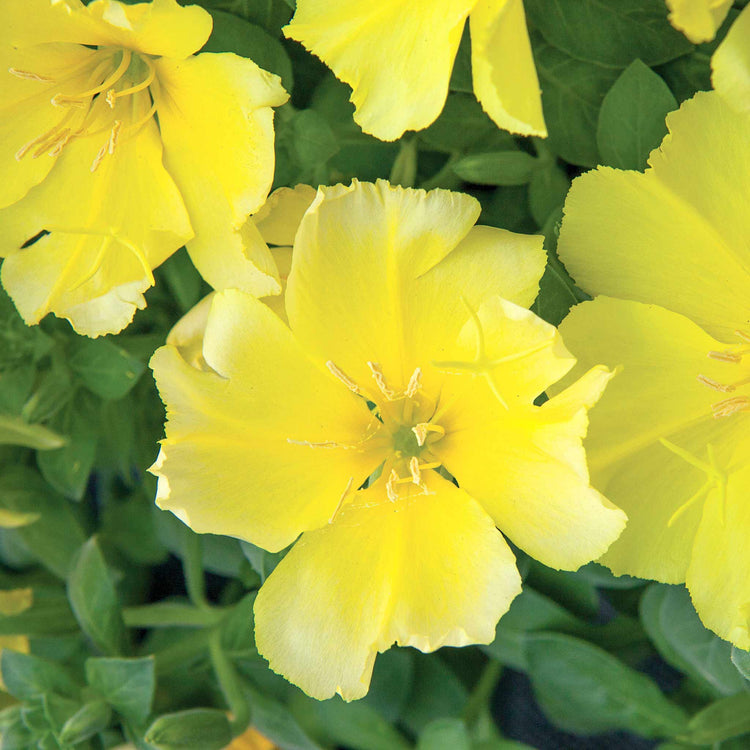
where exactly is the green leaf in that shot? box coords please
[144,709,232,750]
[528,164,570,226]
[525,0,692,68]
[245,686,322,750]
[67,537,125,655]
[59,700,111,744]
[640,584,746,697]
[291,109,340,169]
[0,587,78,637]
[158,249,203,315]
[362,648,414,724]
[526,633,687,737]
[85,656,155,724]
[203,10,293,92]
[731,645,750,681]
[1,651,79,701]
[0,467,85,578]
[417,718,471,750]
[0,414,65,450]
[453,151,538,186]
[69,337,145,400]
[683,692,750,745]
[597,60,677,170]
[101,494,168,565]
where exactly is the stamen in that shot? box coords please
[697,374,734,393]
[52,49,132,107]
[386,470,400,502]
[736,329,750,343]
[126,99,158,134]
[329,477,353,524]
[412,422,444,447]
[16,108,78,160]
[367,361,396,400]
[712,396,750,418]
[109,57,156,103]
[108,120,122,155]
[31,128,71,159]
[90,143,108,173]
[106,88,117,109]
[9,68,54,82]
[287,438,353,449]
[708,350,742,363]
[408,456,421,485]
[405,367,422,398]
[326,361,361,394]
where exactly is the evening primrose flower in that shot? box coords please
[664,0,732,43]
[0,0,287,337]
[557,89,750,647]
[712,3,750,113]
[151,180,625,700]
[284,0,546,142]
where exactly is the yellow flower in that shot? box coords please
[556,89,750,648]
[712,4,750,113]
[150,180,624,701]
[0,589,32,691]
[0,0,288,337]
[664,0,732,43]
[284,0,546,142]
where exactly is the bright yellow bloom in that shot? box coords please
[151,180,624,701]
[0,0,287,337]
[557,89,750,648]
[712,4,750,113]
[664,0,732,43]
[284,0,546,142]
[0,589,32,691]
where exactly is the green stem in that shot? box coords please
[209,631,250,736]
[153,628,213,675]
[182,526,210,611]
[124,603,223,629]
[462,660,503,728]
[420,153,462,191]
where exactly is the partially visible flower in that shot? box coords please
[712,3,750,112]
[0,0,287,337]
[557,89,750,648]
[224,726,278,750]
[151,180,624,701]
[284,1,546,142]
[664,0,732,43]
[0,589,32,690]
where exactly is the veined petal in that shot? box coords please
[470,0,547,137]
[254,184,317,247]
[254,473,520,701]
[284,0,477,141]
[665,0,732,43]
[154,54,288,297]
[0,43,97,208]
[150,290,383,552]
[436,365,626,570]
[559,93,750,341]
[0,101,192,336]
[687,459,750,649]
[712,4,750,113]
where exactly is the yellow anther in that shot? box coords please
[412,422,444,447]
[405,367,422,398]
[53,49,132,107]
[9,68,54,82]
[108,120,122,155]
[386,470,400,502]
[712,395,750,418]
[697,374,734,393]
[106,88,117,109]
[326,360,361,394]
[367,361,397,400]
[708,350,743,363]
[735,329,750,343]
[287,438,352,450]
[90,143,108,173]
[408,456,421,485]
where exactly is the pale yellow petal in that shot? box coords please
[435,365,626,570]
[665,0,732,43]
[284,0,477,141]
[166,292,216,371]
[687,459,750,649]
[254,184,317,247]
[153,54,288,296]
[151,290,384,552]
[0,97,192,336]
[559,93,750,341]
[712,4,750,113]
[255,473,520,700]
[470,0,547,137]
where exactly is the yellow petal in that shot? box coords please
[284,0,477,141]
[470,0,547,137]
[0,101,192,337]
[558,92,750,341]
[254,184,317,247]
[150,290,383,552]
[712,4,750,113]
[153,54,288,297]
[665,0,732,43]
[687,459,750,649]
[0,43,97,208]
[165,292,216,372]
[254,473,520,701]
[436,364,626,571]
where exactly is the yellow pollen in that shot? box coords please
[106,88,117,109]
[386,470,400,502]
[326,360,361,394]
[405,367,422,398]
[712,395,750,418]
[735,329,750,343]
[708,349,743,363]
[408,456,422,485]
[9,67,54,82]
[367,361,397,400]
[697,374,734,393]
[412,422,444,447]
[108,120,122,155]
[90,143,108,173]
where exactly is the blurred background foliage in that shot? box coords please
[1,0,750,748]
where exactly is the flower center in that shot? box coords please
[11,45,159,172]
[697,329,750,418]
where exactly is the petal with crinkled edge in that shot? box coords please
[0,97,192,337]
[154,54,288,297]
[559,92,750,341]
[470,0,546,137]
[665,0,732,43]
[254,184,317,247]
[150,290,384,552]
[284,0,477,141]
[712,4,750,113]
[436,363,626,571]
[254,472,520,701]
[2,0,212,59]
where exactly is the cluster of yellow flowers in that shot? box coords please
[1,0,749,702]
